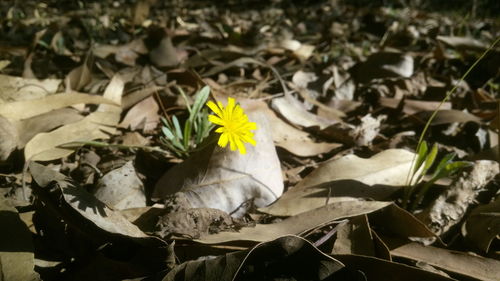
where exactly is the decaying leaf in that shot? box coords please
[260,149,417,216]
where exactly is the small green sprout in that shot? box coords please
[404,141,471,210]
[160,86,214,158]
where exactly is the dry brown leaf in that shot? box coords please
[0,74,61,103]
[15,108,84,148]
[0,92,117,120]
[390,242,500,281]
[94,161,146,210]
[351,52,414,83]
[0,115,18,161]
[0,198,40,281]
[463,197,500,253]
[271,93,336,129]
[24,74,124,161]
[153,98,283,217]
[29,162,163,245]
[65,55,93,91]
[437,35,488,52]
[197,201,391,244]
[333,215,376,256]
[260,149,416,216]
[264,101,341,156]
[413,109,481,125]
[334,254,456,281]
[119,96,159,132]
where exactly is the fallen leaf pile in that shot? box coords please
[1,0,499,280]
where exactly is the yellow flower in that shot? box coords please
[206,97,257,154]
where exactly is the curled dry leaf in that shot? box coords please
[94,161,146,210]
[153,98,283,217]
[271,93,336,129]
[260,149,417,216]
[24,74,125,161]
[264,101,341,156]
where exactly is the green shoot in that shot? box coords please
[160,86,214,158]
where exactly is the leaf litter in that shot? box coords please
[0,1,499,280]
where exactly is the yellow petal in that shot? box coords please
[235,138,246,154]
[206,101,223,117]
[228,134,237,151]
[215,127,225,133]
[218,132,229,147]
[241,134,257,146]
[208,115,224,125]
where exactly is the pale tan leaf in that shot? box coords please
[119,96,159,132]
[260,149,417,216]
[0,92,118,120]
[0,115,18,161]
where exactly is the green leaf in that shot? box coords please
[413,141,428,175]
[162,126,175,140]
[172,115,183,141]
[432,153,456,179]
[423,143,438,173]
[178,87,192,113]
[190,86,210,122]
[183,119,192,148]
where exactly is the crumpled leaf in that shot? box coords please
[0,198,40,281]
[260,149,417,216]
[24,74,125,161]
[164,235,352,281]
[153,98,283,217]
[94,161,146,210]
